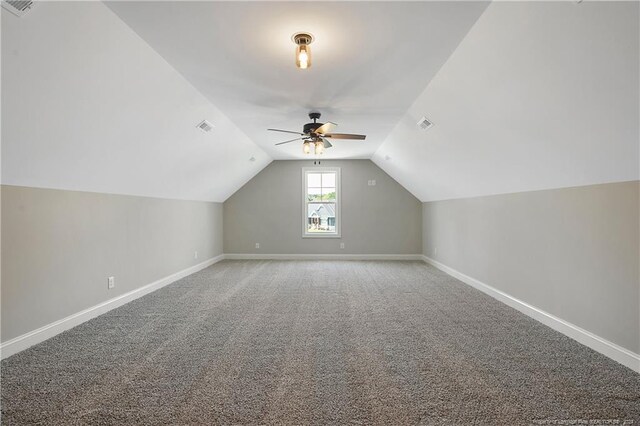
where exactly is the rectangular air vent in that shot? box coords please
[417,116,434,131]
[196,120,214,133]
[1,0,34,17]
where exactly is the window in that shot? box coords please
[303,167,341,238]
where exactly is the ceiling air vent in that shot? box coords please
[417,116,434,131]
[196,120,214,133]
[1,0,35,17]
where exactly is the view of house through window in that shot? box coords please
[303,168,340,237]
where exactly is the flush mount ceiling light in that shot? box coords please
[292,32,314,69]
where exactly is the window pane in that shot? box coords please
[304,169,339,236]
[307,173,321,188]
[307,187,321,201]
[321,173,335,187]
[321,187,336,201]
[307,202,336,233]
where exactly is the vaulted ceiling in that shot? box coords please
[2,1,637,203]
[104,1,490,160]
[1,1,271,202]
[373,1,639,201]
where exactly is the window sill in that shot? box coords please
[302,234,342,239]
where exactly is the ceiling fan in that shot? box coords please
[268,112,366,155]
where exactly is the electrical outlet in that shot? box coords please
[368,179,376,186]
[255,243,260,249]
[434,248,437,256]
[107,276,115,289]
[340,243,345,249]
[194,251,198,259]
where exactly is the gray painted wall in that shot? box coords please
[224,160,422,255]
[1,185,223,342]
[422,181,640,354]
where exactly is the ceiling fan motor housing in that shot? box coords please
[304,112,323,133]
[303,122,323,134]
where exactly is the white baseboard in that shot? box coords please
[421,255,640,373]
[224,253,424,261]
[0,254,225,360]
[8,253,635,373]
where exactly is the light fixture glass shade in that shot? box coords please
[314,140,324,155]
[296,44,311,69]
[303,141,311,154]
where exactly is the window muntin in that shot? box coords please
[303,168,340,237]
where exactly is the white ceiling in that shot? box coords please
[373,1,639,202]
[3,1,636,204]
[105,1,490,160]
[1,2,271,202]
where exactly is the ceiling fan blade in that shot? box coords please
[323,133,366,140]
[268,128,305,136]
[314,122,337,135]
[275,137,305,146]
[321,138,333,148]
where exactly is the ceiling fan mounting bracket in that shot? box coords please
[309,112,321,121]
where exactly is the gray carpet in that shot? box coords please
[2,260,639,425]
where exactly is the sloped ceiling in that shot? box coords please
[104,1,490,160]
[372,1,639,202]
[3,2,636,204]
[1,1,271,202]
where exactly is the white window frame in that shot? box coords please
[302,167,341,238]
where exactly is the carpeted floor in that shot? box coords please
[2,260,639,425]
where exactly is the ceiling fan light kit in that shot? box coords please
[268,112,367,155]
[292,32,313,69]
